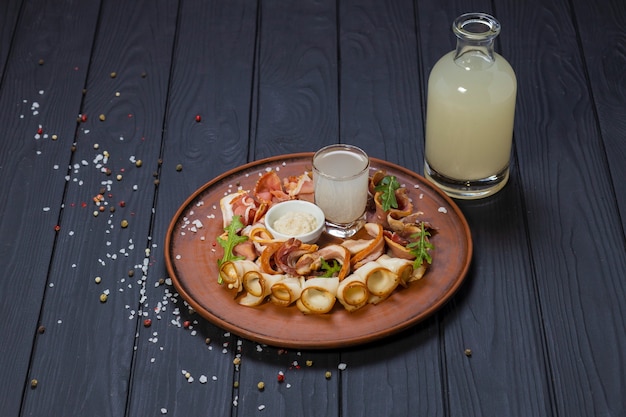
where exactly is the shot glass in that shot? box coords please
[312,144,370,238]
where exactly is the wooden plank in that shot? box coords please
[339,0,424,171]
[235,1,343,415]
[337,1,446,416]
[0,0,21,78]
[572,0,626,234]
[126,1,259,416]
[0,1,101,416]
[415,1,556,416]
[251,0,338,158]
[496,0,626,416]
[18,0,178,415]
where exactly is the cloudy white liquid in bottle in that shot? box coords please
[424,13,517,199]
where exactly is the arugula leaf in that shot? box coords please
[216,215,248,283]
[374,175,401,212]
[407,222,435,268]
[319,258,341,278]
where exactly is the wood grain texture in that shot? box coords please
[0,0,20,79]
[18,0,178,415]
[337,1,445,416]
[127,1,259,416]
[236,342,340,417]
[572,0,626,235]
[253,0,338,158]
[340,319,445,417]
[497,0,626,416]
[339,0,423,172]
[416,1,555,416]
[1,0,625,416]
[0,1,101,416]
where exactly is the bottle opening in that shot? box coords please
[453,13,501,41]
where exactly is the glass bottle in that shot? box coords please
[424,13,517,199]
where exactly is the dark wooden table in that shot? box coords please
[1,0,625,416]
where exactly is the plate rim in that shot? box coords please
[164,152,473,349]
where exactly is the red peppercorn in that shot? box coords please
[119,201,125,207]
[183,320,191,329]
[54,225,60,232]
[195,114,202,122]
[277,372,285,383]
[81,114,87,122]
[143,319,152,327]
[37,127,43,135]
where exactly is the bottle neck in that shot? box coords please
[452,13,501,70]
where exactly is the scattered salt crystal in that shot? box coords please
[160,408,167,414]
[43,207,50,212]
[258,405,265,411]
[199,375,208,384]
[338,363,347,371]
[438,207,448,214]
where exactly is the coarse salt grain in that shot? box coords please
[338,363,347,370]
[438,207,448,214]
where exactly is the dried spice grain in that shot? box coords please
[257,381,265,391]
[175,164,183,172]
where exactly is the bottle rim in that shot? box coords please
[453,13,501,41]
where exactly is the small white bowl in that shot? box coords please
[264,200,325,244]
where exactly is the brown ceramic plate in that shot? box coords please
[165,153,472,349]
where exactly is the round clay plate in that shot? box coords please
[165,153,472,349]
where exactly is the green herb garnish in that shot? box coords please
[374,175,401,212]
[216,215,248,283]
[407,222,434,268]
[319,258,341,278]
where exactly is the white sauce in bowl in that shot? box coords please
[273,211,317,236]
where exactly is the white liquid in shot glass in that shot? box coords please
[313,149,369,224]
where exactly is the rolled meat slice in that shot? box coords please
[343,223,385,269]
[239,272,285,307]
[336,273,369,312]
[353,261,399,304]
[270,276,305,307]
[219,260,259,293]
[296,277,339,314]
[375,254,414,287]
